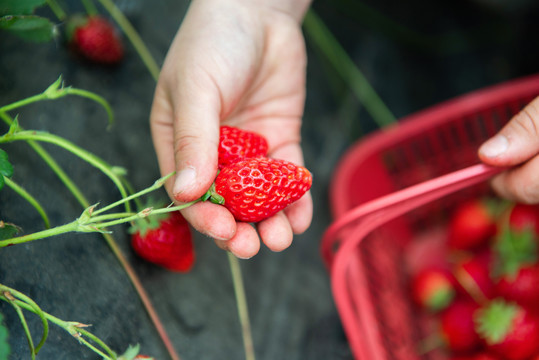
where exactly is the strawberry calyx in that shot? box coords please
[65,14,89,43]
[475,298,518,345]
[127,199,171,238]
[491,225,538,281]
[200,182,225,205]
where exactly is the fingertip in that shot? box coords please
[478,134,509,163]
[257,212,294,252]
[283,192,313,235]
[224,223,261,259]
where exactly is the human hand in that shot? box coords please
[150,0,313,259]
[478,96,539,203]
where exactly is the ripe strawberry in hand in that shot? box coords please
[66,15,124,64]
[475,299,539,360]
[218,126,268,169]
[211,157,312,223]
[447,199,498,251]
[130,211,194,272]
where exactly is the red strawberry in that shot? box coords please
[491,222,539,308]
[508,203,539,235]
[475,299,539,360]
[447,199,498,251]
[495,264,539,309]
[453,251,495,302]
[211,158,312,223]
[450,352,501,360]
[439,299,482,353]
[67,15,124,64]
[130,211,194,272]
[410,266,456,312]
[218,126,268,169]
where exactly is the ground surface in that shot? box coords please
[0,0,537,359]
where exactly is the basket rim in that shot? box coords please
[329,73,539,219]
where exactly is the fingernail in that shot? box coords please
[173,167,197,196]
[479,134,509,158]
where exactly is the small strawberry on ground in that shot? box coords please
[210,157,312,223]
[130,211,194,272]
[218,126,268,169]
[475,298,539,360]
[66,15,124,64]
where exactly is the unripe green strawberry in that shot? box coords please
[212,157,312,223]
[218,126,268,169]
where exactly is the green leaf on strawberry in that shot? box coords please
[0,0,46,16]
[491,225,538,280]
[0,15,56,42]
[0,312,10,360]
[475,298,518,344]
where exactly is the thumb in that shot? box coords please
[170,82,221,203]
[478,96,539,166]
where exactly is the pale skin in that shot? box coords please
[150,0,539,259]
[150,0,313,259]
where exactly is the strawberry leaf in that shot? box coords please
[0,15,56,42]
[0,312,10,360]
[475,298,517,345]
[0,149,13,191]
[117,344,140,360]
[0,221,20,240]
[492,225,538,279]
[0,0,46,16]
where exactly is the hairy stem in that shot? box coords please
[303,10,396,128]
[96,0,160,81]
[3,176,50,228]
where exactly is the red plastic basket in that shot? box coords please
[321,74,539,360]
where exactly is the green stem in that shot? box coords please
[0,80,114,127]
[0,93,45,113]
[45,0,67,21]
[228,253,255,360]
[303,10,396,128]
[0,221,79,248]
[3,287,49,354]
[96,0,160,81]
[92,172,174,216]
[3,176,51,229]
[9,300,36,359]
[81,0,99,16]
[0,112,91,209]
[92,200,200,229]
[0,130,131,213]
[65,88,114,128]
[0,286,116,359]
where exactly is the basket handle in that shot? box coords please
[321,163,505,269]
